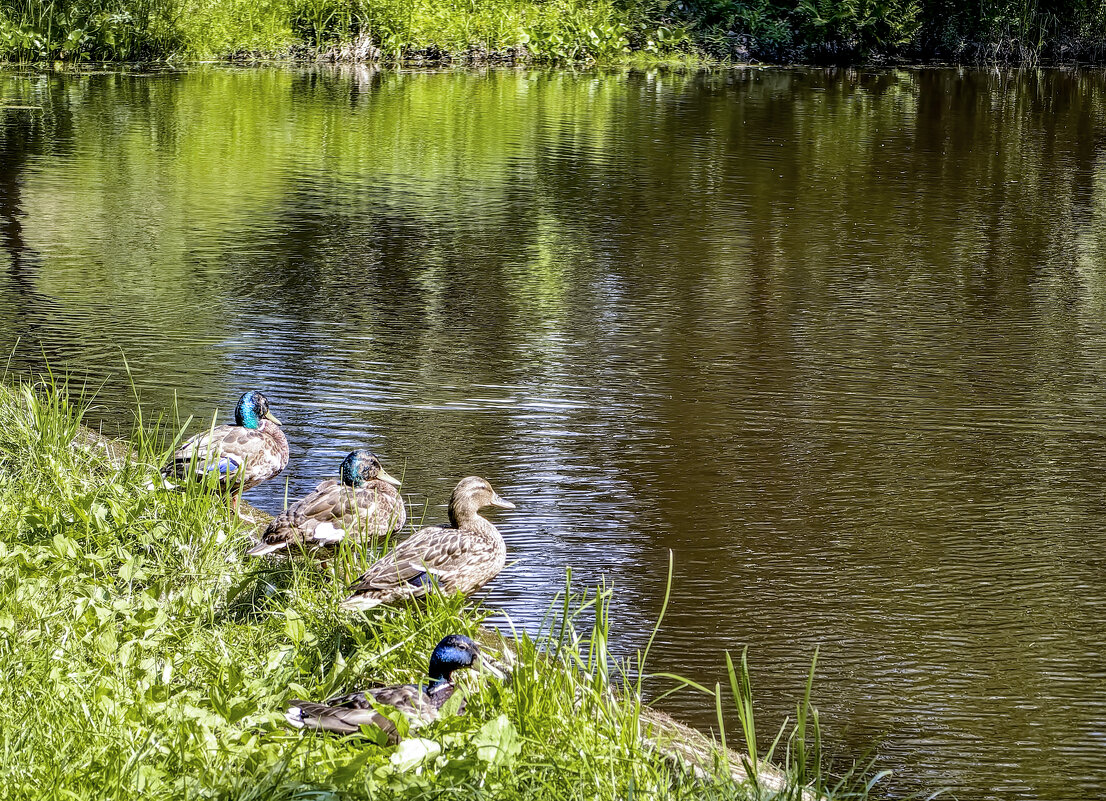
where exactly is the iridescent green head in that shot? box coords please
[339,449,401,488]
[234,391,280,430]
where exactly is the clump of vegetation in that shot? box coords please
[0,0,661,61]
[1,0,1105,63]
[917,0,1106,63]
[0,0,181,60]
[671,0,1106,61]
[0,376,873,800]
[294,0,642,63]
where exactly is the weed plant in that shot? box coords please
[0,0,181,60]
[3,0,1106,63]
[0,376,876,800]
[0,0,668,61]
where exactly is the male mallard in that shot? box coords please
[161,390,289,518]
[342,477,514,610]
[285,634,501,742]
[246,449,406,557]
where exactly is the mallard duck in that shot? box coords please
[285,634,501,742]
[246,449,406,557]
[342,476,514,610]
[161,390,289,518]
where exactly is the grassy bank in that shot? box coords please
[0,377,870,800]
[1,0,1105,64]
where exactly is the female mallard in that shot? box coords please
[161,390,289,517]
[285,634,501,742]
[247,449,406,557]
[342,476,514,610]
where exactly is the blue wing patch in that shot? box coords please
[407,572,433,588]
[207,457,240,476]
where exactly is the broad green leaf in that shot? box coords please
[472,714,521,767]
[438,687,466,718]
[97,628,118,656]
[330,749,373,783]
[283,610,306,643]
[390,738,440,772]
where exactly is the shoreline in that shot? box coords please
[4,0,1105,70]
[69,421,811,797]
[6,54,1106,72]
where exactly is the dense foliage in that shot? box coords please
[0,380,863,800]
[0,0,1104,62]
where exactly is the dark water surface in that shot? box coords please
[3,65,1106,800]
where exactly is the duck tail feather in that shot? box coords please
[286,701,366,735]
[246,540,285,557]
[285,704,308,728]
[309,522,346,545]
[340,594,384,611]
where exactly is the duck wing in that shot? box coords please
[367,684,436,721]
[301,482,405,540]
[223,422,288,490]
[163,423,287,491]
[286,684,433,743]
[345,524,498,600]
[163,424,243,481]
[249,479,407,558]
[247,479,342,556]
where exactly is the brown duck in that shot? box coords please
[161,390,289,519]
[341,476,514,610]
[247,449,406,557]
[285,634,501,742]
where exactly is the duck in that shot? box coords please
[246,449,406,557]
[285,634,501,742]
[161,390,289,519]
[342,476,514,610]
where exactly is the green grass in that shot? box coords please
[0,0,675,63]
[3,0,1106,63]
[0,375,877,800]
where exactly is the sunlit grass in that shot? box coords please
[0,375,879,799]
[0,0,680,63]
[3,0,1104,63]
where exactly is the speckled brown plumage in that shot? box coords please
[285,634,488,742]
[163,418,289,493]
[342,476,514,609]
[286,683,450,742]
[248,450,405,557]
[249,477,406,556]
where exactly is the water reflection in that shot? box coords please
[2,65,1106,800]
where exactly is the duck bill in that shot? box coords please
[490,493,515,510]
[477,656,506,680]
[377,469,402,487]
[264,411,282,426]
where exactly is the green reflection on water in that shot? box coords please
[3,65,1106,801]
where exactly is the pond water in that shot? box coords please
[2,65,1106,800]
